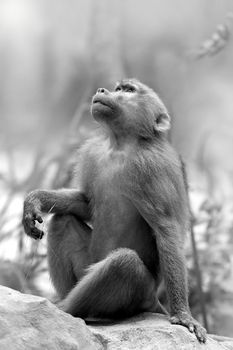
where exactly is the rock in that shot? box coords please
[89,313,233,350]
[1,286,233,350]
[0,286,102,350]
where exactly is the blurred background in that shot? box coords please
[0,0,233,337]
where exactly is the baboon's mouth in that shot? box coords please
[92,95,112,107]
[93,99,109,107]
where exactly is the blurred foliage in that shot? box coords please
[0,100,90,296]
[188,196,233,333]
[193,12,233,58]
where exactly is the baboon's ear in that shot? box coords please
[154,113,171,133]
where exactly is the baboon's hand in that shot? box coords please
[170,311,207,343]
[22,202,44,240]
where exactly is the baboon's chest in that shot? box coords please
[90,159,135,225]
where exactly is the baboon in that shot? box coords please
[23,79,206,342]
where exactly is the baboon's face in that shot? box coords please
[91,79,170,139]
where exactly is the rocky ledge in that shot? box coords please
[0,286,233,350]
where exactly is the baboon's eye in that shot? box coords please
[125,86,136,93]
[115,86,122,92]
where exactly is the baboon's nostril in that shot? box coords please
[97,88,106,94]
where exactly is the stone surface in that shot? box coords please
[0,286,101,350]
[89,313,233,350]
[1,286,233,350]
